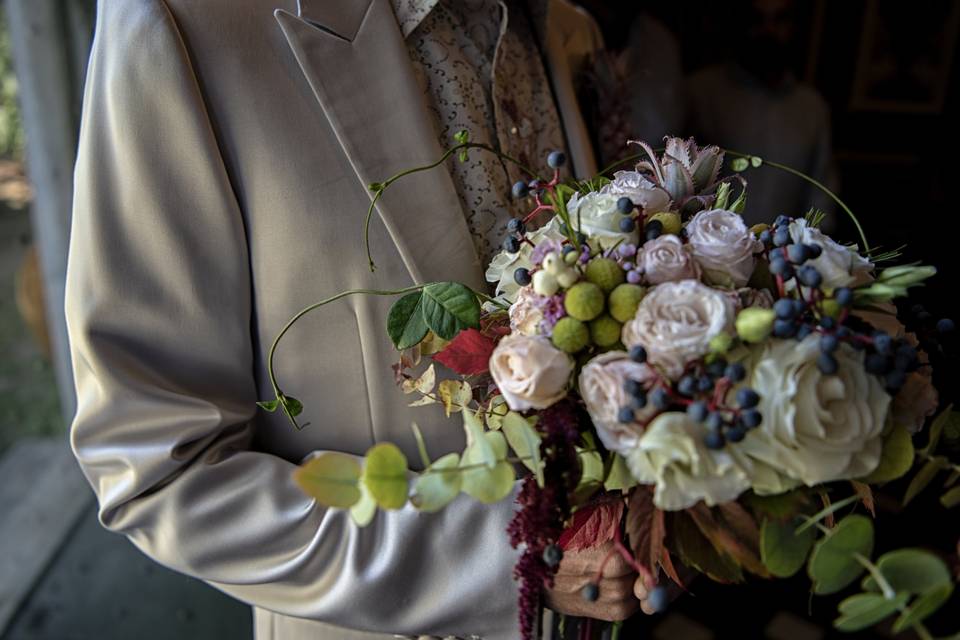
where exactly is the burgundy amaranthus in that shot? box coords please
[506,399,584,640]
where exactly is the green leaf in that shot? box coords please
[730,157,749,172]
[281,395,303,417]
[604,454,638,492]
[761,517,817,578]
[743,490,809,522]
[861,424,914,484]
[501,411,544,485]
[834,592,910,632]
[729,189,747,214]
[893,583,954,633]
[750,155,763,168]
[460,431,515,503]
[362,443,409,510]
[293,453,362,509]
[573,449,604,502]
[387,292,429,350]
[920,404,955,456]
[410,453,462,513]
[454,129,469,144]
[807,515,874,595]
[714,182,731,210]
[941,485,960,508]
[861,549,952,594]
[420,282,481,340]
[257,399,280,412]
[350,481,377,527]
[796,494,860,534]
[463,409,496,468]
[367,181,384,192]
[903,456,948,507]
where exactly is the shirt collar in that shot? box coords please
[391,0,441,38]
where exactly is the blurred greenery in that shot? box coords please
[1,9,25,160]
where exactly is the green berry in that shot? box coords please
[590,314,623,348]
[608,283,646,323]
[647,211,682,236]
[584,257,625,293]
[551,317,590,353]
[564,282,605,321]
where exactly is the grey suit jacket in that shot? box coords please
[65,1,601,638]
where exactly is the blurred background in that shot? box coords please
[0,1,956,639]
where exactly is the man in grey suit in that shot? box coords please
[65,1,654,638]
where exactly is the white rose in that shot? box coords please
[622,280,736,379]
[578,352,659,454]
[686,209,762,288]
[625,412,752,510]
[508,286,545,336]
[489,334,572,411]
[636,234,702,285]
[741,335,891,486]
[600,170,672,213]
[485,220,565,298]
[787,218,873,290]
[566,191,638,249]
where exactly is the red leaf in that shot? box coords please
[558,498,624,552]
[432,328,496,376]
[625,487,657,570]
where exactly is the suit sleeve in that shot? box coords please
[65,1,521,637]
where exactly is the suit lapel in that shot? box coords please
[274,0,485,289]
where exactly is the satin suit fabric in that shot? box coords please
[65,1,601,638]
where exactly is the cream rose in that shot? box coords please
[625,412,753,510]
[600,170,672,213]
[622,280,736,379]
[508,286,545,336]
[636,235,701,285]
[579,352,659,454]
[566,191,638,248]
[686,209,762,288]
[741,335,891,485]
[485,220,565,298]
[787,218,873,290]
[489,334,572,411]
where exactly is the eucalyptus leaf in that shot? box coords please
[920,404,955,456]
[257,399,280,412]
[387,292,429,350]
[861,424,914,484]
[761,517,816,578]
[834,592,910,632]
[893,583,953,633]
[463,409,496,468]
[420,282,480,340]
[730,157,749,172]
[604,454,639,492]
[350,481,377,527]
[861,548,952,595]
[808,515,874,595]
[362,443,409,510]
[460,431,515,503]
[903,457,948,507]
[501,411,544,485]
[941,485,960,508]
[293,453,362,509]
[410,453,462,513]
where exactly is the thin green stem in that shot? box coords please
[796,493,860,534]
[723,149,870,253]
[266,285,425,429]
[364,142,540,271]
[853,553,896,600]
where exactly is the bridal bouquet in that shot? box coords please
[259,136,958,639]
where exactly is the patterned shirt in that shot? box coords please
[392,0,569,266]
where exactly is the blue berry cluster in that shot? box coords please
[616,347,763,450]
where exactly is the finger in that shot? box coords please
[633,572,655,600]
[597,574,639,603]
[599,550,634,578]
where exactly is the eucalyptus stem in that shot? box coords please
[266,285,425,429]
[364,141,541,271]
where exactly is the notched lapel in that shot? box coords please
[295,0,374,42]
[274,0,485,289]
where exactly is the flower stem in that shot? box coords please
[364,142,541,271]
[266,285,425,429]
